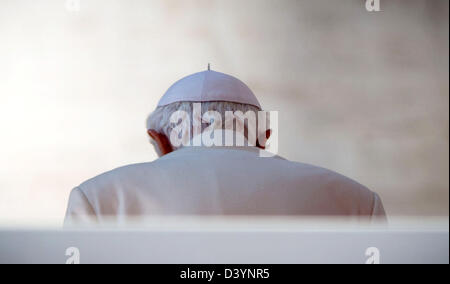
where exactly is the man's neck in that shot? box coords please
[188,129,254,148]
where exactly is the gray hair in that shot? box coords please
[146,101,264,150]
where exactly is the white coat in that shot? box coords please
[64,140,386,225]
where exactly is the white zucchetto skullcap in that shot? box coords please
[157,68,261,109]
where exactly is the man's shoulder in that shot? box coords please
[288,160,380,214]
[283,160,374,199]
[249,155,382,216]
[77,162,158,194]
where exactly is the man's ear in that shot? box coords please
[256,129,272,150]
[147,129,174,156]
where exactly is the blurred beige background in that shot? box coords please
[0,0,448,223]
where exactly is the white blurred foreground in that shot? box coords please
[0,217,448,264]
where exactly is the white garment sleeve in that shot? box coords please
[64,187,97,227]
